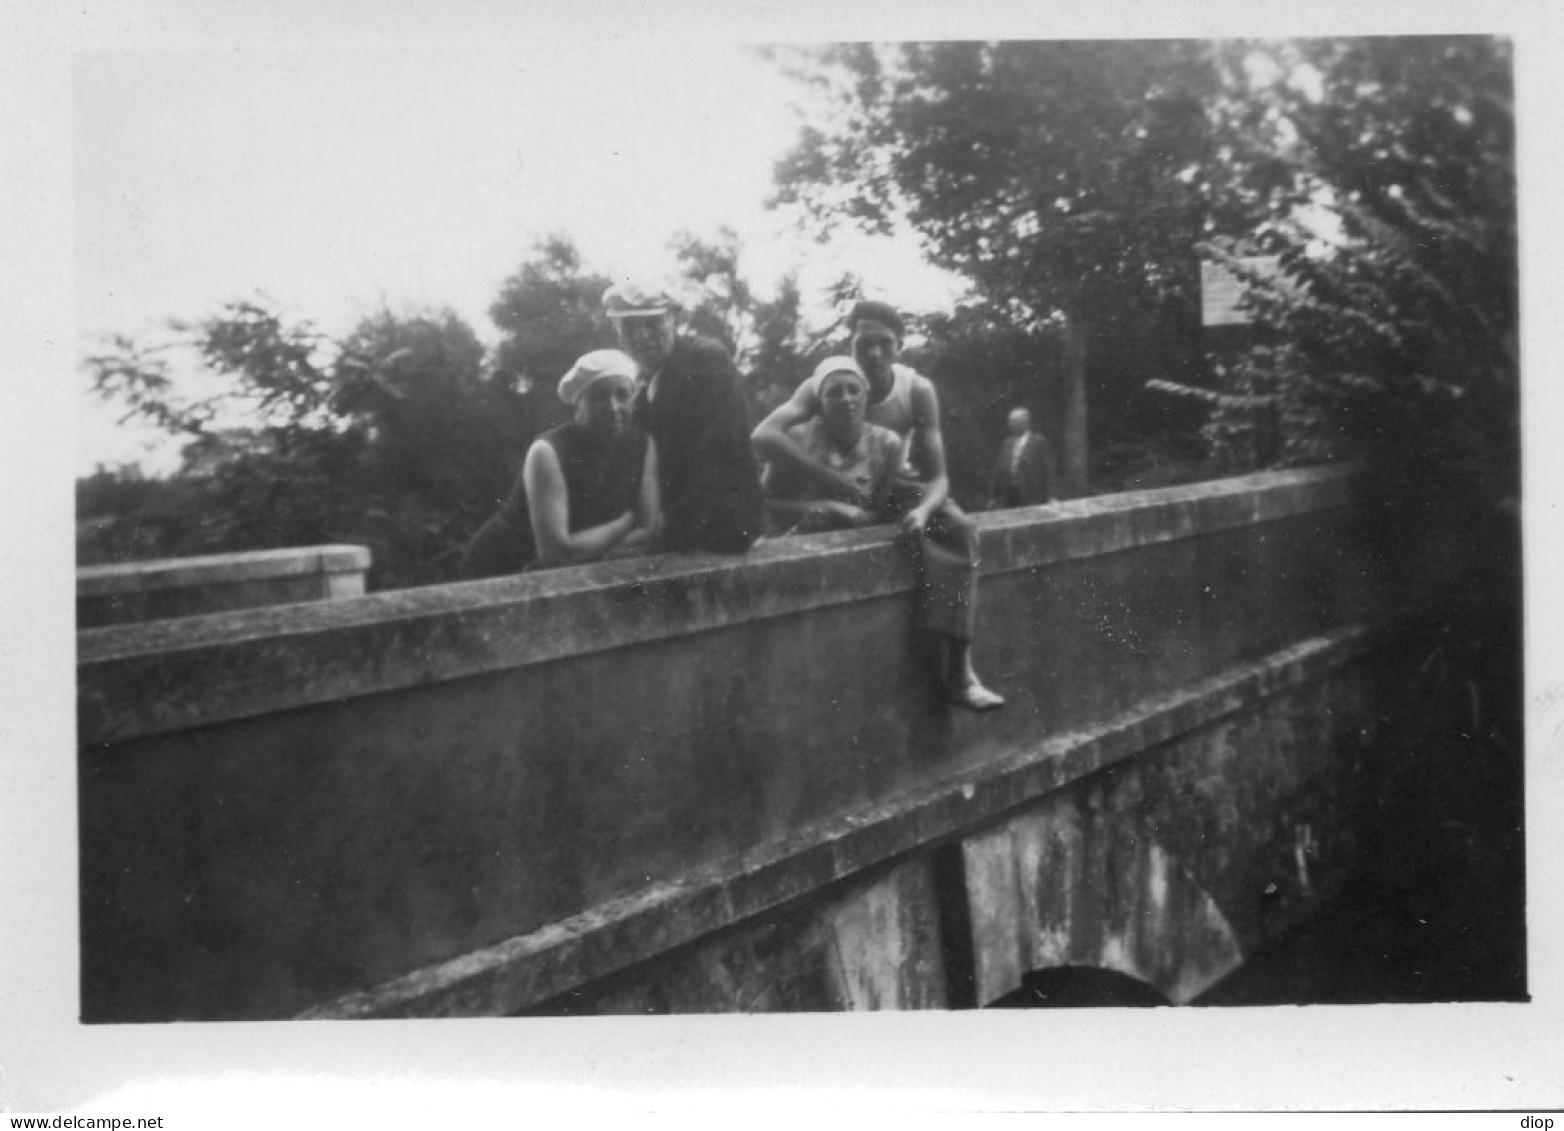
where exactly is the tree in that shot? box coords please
[76,464,207,565]
[488,235,617,446]
[1198,38,1517,493]
[770,40,1224,495]
[1145,38,1520,776]
[321,308,515,578]
[85,239,675,588]
[83,299,524,588]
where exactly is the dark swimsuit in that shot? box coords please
[459,422,648,578]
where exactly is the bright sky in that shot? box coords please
[74,41,966,475]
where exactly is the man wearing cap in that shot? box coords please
[459,349,659,576]
[752,300,1005,712]
[603,281,763,555]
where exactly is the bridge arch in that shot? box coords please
[961,800,1246,1006]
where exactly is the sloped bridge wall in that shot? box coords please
[77,466,1402,1020]
[77,544,371,629]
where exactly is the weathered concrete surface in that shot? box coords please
[76,467,1390,1021]
[518,857,953,1014]
[301,627,1385,1017]
[77,544,370,628]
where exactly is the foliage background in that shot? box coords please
[81,36,1517,604]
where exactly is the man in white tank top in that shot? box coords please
[751,300,1005,712]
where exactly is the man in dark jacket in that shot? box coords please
[604,281,763,554]
[988,407,1059,509]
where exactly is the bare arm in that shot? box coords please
[870,433,908,513]
[900,377,951,533]
[608,438,662,557]
[524,439,636,567]
[751,382,868,505]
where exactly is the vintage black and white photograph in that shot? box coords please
[4,0,1562,1118]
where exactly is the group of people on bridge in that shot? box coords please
[460,282,1060,713]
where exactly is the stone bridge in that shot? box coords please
[76,465,1416,1021]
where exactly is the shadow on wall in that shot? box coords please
[985,965,1172,1008]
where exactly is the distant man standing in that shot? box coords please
[752,299,1004,712]
[988,407,1059,509]
[604,281,763,555]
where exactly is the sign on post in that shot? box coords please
[1201,256,1282,327]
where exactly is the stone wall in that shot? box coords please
[77,467,1391,1021]
[77,544,371,628]
[500,626,1390,1015]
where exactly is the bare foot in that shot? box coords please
[944,679,1006,712]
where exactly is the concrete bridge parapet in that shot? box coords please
[76,465,1404,1020]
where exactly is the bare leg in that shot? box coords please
[897,494,1004,712]
[944,639,1005,712]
